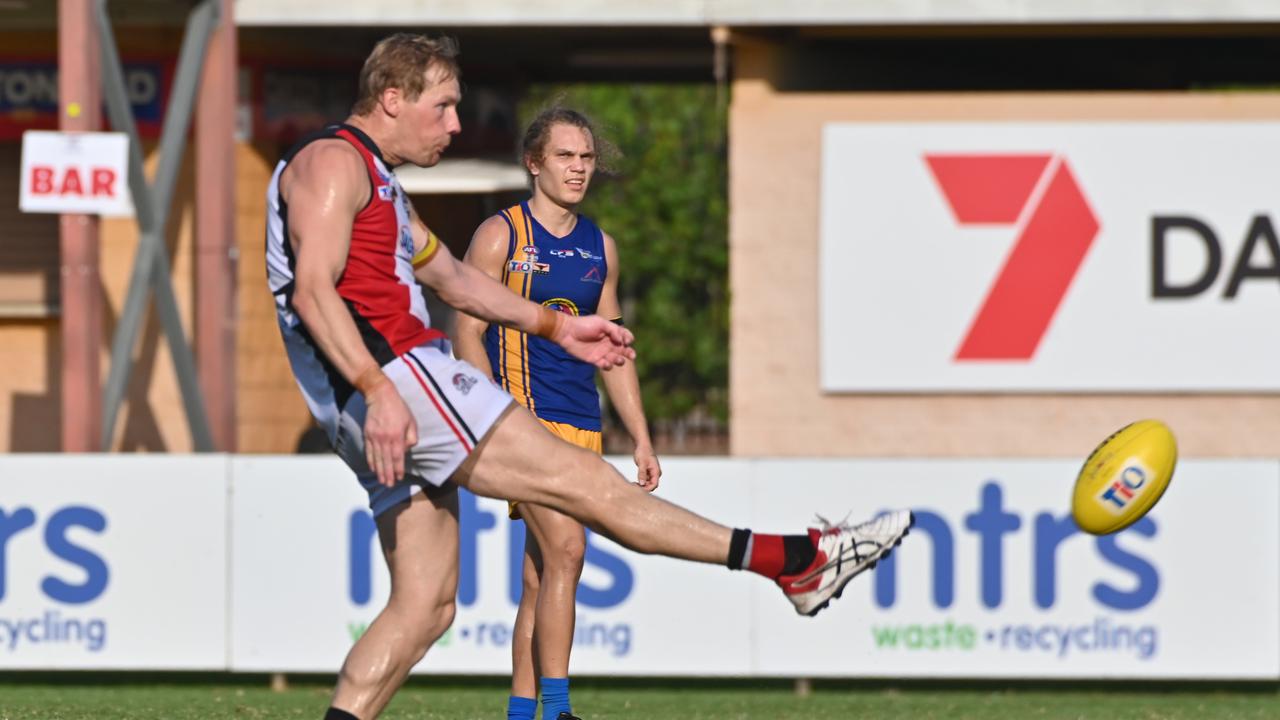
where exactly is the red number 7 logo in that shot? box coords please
[924,154,1101,361]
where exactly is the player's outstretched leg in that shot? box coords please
[326,489,460,719]
[453,405,913,617]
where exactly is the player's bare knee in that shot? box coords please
[545,531,586,574]
[521,567,541,598]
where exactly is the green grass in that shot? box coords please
[0,676,1278,719]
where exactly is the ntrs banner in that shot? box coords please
[230,457,1279,679]
[748,459,1279,679]
[820,122,1280,391]
[0,456,228,670]
[228,457,757,675]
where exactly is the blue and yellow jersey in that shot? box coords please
[483,201,609,431]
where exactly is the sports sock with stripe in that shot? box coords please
[727,528,817,579]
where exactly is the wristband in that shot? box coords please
[354,365,390,397]
[533,306,567,340]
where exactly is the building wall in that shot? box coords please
[728,42,1280,458]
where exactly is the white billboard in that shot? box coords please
[229,456,757,675]
[0,455,228,669]
[230,457,1279,679]
[2,455,1274,678]
[19,131,133,217]
[820,121,1280,391]
[748,459,1279,678]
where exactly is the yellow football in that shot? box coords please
[1072,419,1177,535]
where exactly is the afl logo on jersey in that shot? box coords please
[377,186,394,202]
[542,298,580,316]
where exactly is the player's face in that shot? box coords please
[399,64,461,167]
[531,124,596,207]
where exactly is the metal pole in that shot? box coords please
[196,0,238,451]
[58,0,103,452]
[96,0,217,451]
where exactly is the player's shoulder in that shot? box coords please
[290,138,365,176]
[280,138,367,204]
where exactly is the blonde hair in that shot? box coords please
[352,33,460,116]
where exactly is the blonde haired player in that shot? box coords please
[264,32,913,720]
[455,107,660,720]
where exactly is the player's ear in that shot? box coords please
[381,87,402,118]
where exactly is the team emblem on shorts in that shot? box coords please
[452,372,478,395]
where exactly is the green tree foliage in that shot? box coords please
[519,84,729,424]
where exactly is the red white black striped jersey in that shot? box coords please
[265,123,443,418]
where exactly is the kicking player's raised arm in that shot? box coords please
[450,215,509,374]
[410,216,636,370]
[283,140,417,487]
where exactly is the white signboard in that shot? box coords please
[820,122,1280,391]
[19,130,133,217]
[229,456,756,675]
[230,457,1279,679]
[0,455,228,669]
[2,455,1274,678]
[749,459,1280,678]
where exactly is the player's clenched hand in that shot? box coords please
[553,314,636,369]
[634,445,661,493]
[363,382,418,487]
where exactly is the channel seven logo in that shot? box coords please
[874,482,1158,611]
[347,490,634,609]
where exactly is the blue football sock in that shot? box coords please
[508,695,537,720]
[540,677,571,720]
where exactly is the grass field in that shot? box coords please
[1,676,1279,720]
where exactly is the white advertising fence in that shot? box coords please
[1,455,1276,678]
[820,121,1280,391]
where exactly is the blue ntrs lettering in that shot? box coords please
[457,490,497,606]
[875,511,953,608]
[506,521,634,608]
[0,507,37,602]
[0,506,109,604]
[41,507,109,604]
[352,490,635,609]
[873,482,1160,612]
[348,510,378,605]
[1033,512,1079,608]
[1093,517,1159,610]
[578,531,634,607]
[965,482,1021,608]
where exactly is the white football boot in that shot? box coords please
[777,510,915,617]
